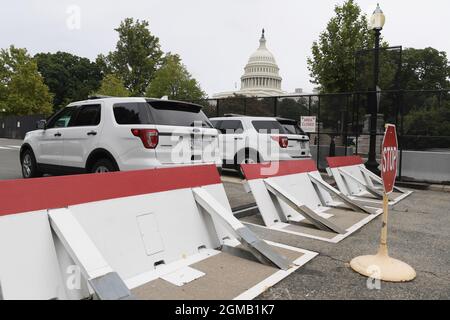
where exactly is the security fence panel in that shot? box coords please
[399,90,450,183]
[314,94,354,169]
[355,46,402,92]
[217,97,247,116]
[0,114,44,139]
[245,97,276,117]
[196,99,218,118]
[276,96,309,120]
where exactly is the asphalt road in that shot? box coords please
[0,138,22,180]
[0,138,449,299]
[223,180,450,300]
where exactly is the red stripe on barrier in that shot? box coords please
[0,165,221,216]
[326,156,363,168]
[241,160,317,180]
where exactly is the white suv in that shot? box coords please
[20,97,221,178]
[210,116,310,175]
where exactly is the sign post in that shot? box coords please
[350,124,416,282]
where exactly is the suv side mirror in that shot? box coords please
[37,119,47,130]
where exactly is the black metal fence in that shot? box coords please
[0,114,44,140]
[1,90,448,183]
[193,89,450,182]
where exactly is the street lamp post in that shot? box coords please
[365,3,385,173]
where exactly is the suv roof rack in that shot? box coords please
[88,95,112,100]
[276,117,298,123]
[223,113,246,117]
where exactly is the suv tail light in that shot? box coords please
[271,136,289,148]
[131,129,159,149]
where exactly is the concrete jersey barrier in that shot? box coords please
[240,160,382,243]
[0,165,317,300]
[326,156,412,206]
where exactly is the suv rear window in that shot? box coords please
[113,101,212,127]
[217,120,244,134]
[113,103,150,125]
[280,123,305,135]
[251,120,286,134]
[147,101,212,128]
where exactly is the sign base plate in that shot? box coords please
[350,251,416,282]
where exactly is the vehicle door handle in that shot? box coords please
[234,137,243,140]
[87,131,97,136]
[54,132,62,137]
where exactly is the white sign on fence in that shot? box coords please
[300,116,316,133]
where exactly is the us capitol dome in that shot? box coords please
[214,29,299,98]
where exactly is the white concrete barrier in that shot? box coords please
[326,156,412,206]
[240,160,382,243]
[0,165,317,300]
[400,151,450,184]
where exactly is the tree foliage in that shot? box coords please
[0,46,53,115]
[401,47,450,90]
[98,18,164,96]
[146,54,206,100]
[403,100,450,150]
[35,51,102,110]
[307,0,376,93]
[95,74,130,97]
[399,48,450,149]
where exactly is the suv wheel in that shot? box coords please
[90,159,117,174]
[21,150,42,179]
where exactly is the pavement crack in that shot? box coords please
[319,254,348,264]
[417,270,450,282]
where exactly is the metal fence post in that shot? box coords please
[355,93,360,155]
[317,95,321,169]
[438,90,442,110]
[399,90,404,180]
[308,96,311,116]
[345,94,349,156]
[273,97,278,117]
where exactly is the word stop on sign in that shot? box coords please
[382,146,397,173]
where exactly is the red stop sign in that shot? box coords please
[381,124,398,194]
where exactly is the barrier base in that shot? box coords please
[128,242,317,300]
[240,208,381,244]
[350,252,416,282]
[349,190,413,207]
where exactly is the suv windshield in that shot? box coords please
[251,120,286,134]
[147,101,212,128]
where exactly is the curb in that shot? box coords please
[428,184,450,193]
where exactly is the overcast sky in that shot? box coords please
[1,0,449,97]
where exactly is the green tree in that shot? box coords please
[34,51,102,110]
[399,47,450,149]
[94,74,130,97]
[0,46,53,115]
[99,18,163,96]
[401,47,450,90]
[307,0,377,93]
[146,54,206,100]
[403,102,450,150]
